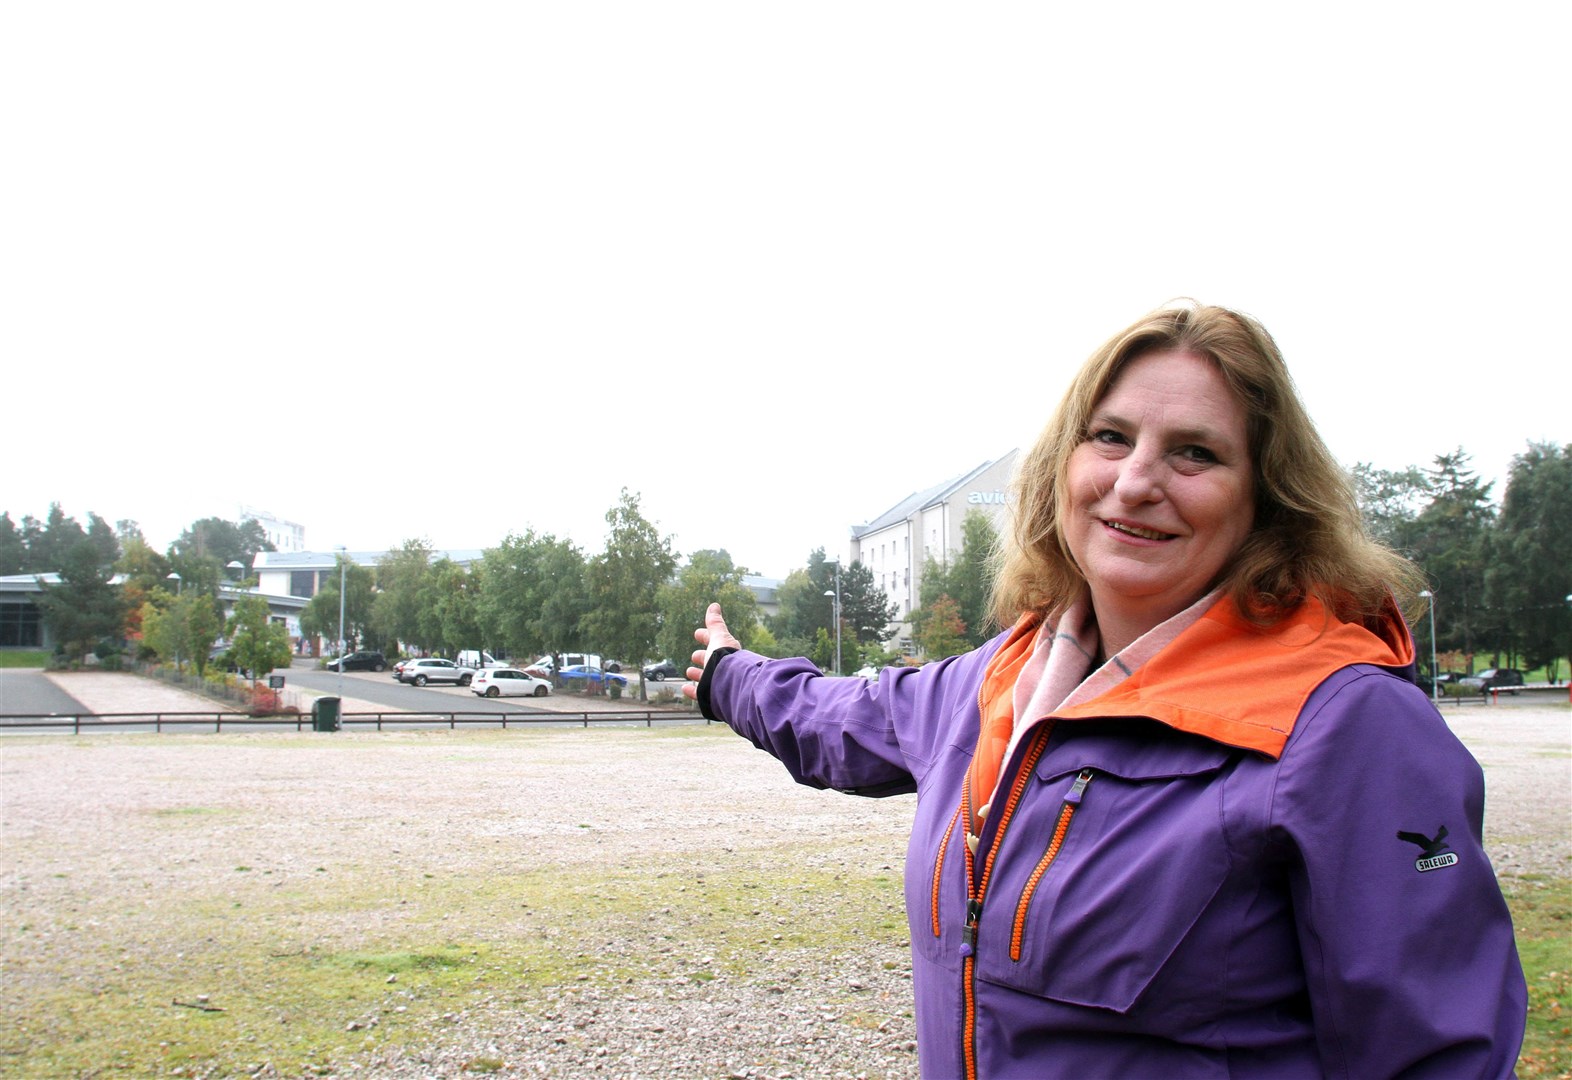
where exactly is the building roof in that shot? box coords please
[252,549,488,570]
[850,456,1008,538]
[742,574,782,604]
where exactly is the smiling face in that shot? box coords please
[1063,348,1256,648]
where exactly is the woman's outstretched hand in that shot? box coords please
[682,602,741,700]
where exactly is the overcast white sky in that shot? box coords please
[4,3,1567,578]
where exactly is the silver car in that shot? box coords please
[397,658,471,687]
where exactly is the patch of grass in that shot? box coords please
[1502,875,1572,1079]
[2,835,907,1078]
[0,649,50,668]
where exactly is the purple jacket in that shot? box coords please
[701,603,1526,1078]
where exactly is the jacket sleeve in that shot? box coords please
[1271,666,1527,1078]
[701,642,997,797]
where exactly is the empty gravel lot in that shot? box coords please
[1,695,1565,1078]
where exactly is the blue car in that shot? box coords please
[558,664,628,687]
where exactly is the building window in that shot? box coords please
[0,601,42,647]
[290,571,315,598]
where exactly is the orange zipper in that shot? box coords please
[932,804,961,938]
[1010,769,1093,961]
[961,723,1053,1080]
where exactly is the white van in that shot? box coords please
[535,652,620,673]
[455,650,504,670]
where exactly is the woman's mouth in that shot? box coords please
[1104,519,1176,541]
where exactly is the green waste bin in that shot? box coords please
[609,681,622,700]
[312,696,341,732]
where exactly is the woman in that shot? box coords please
[685,302,1526,1078]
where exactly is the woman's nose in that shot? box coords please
[1112,450,1164,503]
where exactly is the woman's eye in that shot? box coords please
[1090,428,1128,446]
[1177,445,1218,465]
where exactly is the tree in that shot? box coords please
[476,531,590,660]
[912,510,1000,653]
[371,539,437,651]
[1407,450,1496,658]
[141,590,223,675]
[914,594,969,660]
[771,549,897,656]
[535,536,592,659]
[169,516,275,597]
[949,510,999,646]
[839,560,899,647]
[226,595,293,689]
[33,538,126,661]
[115,537,172,652]
[1352,462,1430,554]
[300,555,375,654]
[583,490,678,697]
[0,513,23,575]
[1486,442,1572,679]
[770,565,824,657]
[427,559,485,657]
[657,549,762,670]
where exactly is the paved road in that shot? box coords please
[283,663,556,715]
[0,670,88,716]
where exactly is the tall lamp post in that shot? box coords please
[1419,589,1438,701]
[336,546,347,696]
[822,559,842,676]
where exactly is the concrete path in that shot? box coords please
[0,670,89,715]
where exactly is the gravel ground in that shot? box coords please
[2,675,1566,1079]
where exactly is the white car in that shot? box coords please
[472,667,552,698]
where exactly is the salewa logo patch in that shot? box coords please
[1397,826,1458,872]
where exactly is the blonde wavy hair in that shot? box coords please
[992,301,1425,630]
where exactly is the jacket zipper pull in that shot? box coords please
[1066,769,1093,804]
[961,898,983,956]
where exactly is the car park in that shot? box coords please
[397,657,471,687]
[642,659,682,681]
[328,650,386,672]
[558,664,628,687]
[471,667,552,698]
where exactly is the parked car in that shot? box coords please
[392,658,417,679]
[1460,668,1525,695]
[328,650,386,672]
[642,659,682,681]
[471,667,552,698]
[558,664,628,687]
[456,650,505,670]
[397,657,471,687]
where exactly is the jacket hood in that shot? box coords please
[1050,592,1417,758]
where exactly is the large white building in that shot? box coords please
[848,450,1019,651]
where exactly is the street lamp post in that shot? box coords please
[336,547,347,696]
[1419,589,1438,701]
[822,560,842,676]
